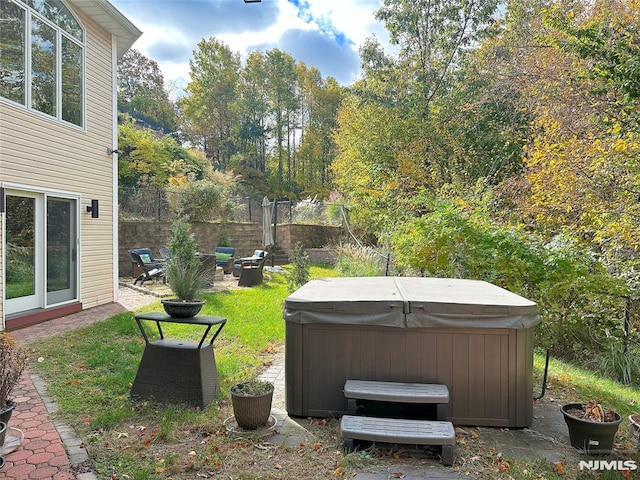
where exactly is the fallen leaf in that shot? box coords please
[555,462,564,474]
[274,463,282,470]
[391,473,405,478]
[333,467,343,476]
[154,467,164,473]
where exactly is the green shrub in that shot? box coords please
[335,243,385,277]
[165,217,210,300]
[292,198,322,224]
[287,242,310,292]
[167,179,234,222]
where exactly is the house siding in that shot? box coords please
[0,7,119,328]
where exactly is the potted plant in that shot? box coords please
[561,400,622,455]
[230,380,274,430]
[0,333,27,443]
[161,216,211,318]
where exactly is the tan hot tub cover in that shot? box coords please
[284,277,539,329]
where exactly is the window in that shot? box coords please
[0,0,84,127]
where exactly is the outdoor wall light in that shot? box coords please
[86,199,99,218]
[107,147,120,155]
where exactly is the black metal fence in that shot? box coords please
[118,188,343,226]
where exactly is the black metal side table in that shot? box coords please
[131,312,226,409]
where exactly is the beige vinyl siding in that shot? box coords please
[0,7,117,313]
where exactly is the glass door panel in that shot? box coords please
[47,197,77,304]
[5,193,42,313]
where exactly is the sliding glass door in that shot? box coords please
[47,197,77,304]
[5,190,78,315]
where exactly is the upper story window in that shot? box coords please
[0,0,84,127]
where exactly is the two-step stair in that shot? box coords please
[340,380,455,466]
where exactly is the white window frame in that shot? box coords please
[0,0,86,130]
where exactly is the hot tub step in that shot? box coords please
[340,415,455,466]
[344,380,449,420]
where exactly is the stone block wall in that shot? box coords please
[119,221,344,278]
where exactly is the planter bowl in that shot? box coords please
[0,421,6,447]
[161,299,205,318]
[562,403,622,455]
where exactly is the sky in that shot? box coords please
[110,0,391,95]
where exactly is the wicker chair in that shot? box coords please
[238,253,270,287]
[130,249,165,285]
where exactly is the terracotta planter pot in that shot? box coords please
[231,382,274,430]
[562,403,622,455]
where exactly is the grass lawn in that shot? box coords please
[27,266,640,479]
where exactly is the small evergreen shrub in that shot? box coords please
[288,242,310,292]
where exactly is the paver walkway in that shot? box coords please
[1,281,589,479]
[1,289,149,480]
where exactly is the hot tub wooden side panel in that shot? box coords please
[285,323,534,427]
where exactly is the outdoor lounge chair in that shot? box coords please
[238,252,270,287]
[214,246,236,274]
[130,249,165,285]
[232,249,268,278]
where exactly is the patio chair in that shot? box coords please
[232,249,268,278]
[159,247,171,261]
[238,252,270,287]
[215,246,236,274]
[130,249,165,285]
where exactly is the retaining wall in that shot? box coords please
[119,221,344,278]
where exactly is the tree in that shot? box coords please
[374,0,500,122]
[118,118,208,188]
[264,49,299,188]
[234,51,270,172]
[180,38,241,168]
[332,0,503,233]
[117,49,176,132]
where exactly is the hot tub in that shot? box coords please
[284,277,540,427]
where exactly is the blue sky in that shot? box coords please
[110,0,390,96]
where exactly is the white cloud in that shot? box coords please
[111,0,388,92]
